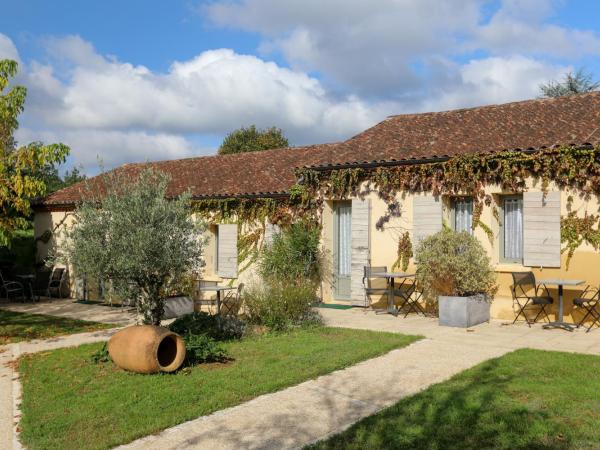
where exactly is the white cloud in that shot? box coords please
[24,36,382,144]
[420,55,569,112]
[205,0,484,98]
[204,0,600,98]
[15,127,203,172]
[475,0,600,57]
[0,33,20,62]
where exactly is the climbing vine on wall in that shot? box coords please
[191,197,320,276]
[560,211,600,269]
[391,231,413,272]
[294,145,600,263]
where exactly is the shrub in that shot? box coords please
[182,333,227,365]
[415,229,497,300]
[259,221,323,285]
[90,343,111,364]
[169,312,247,341]
[243,280,321,331]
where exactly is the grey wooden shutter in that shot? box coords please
[217,224,238,278]
[350,198,371,306]
[523,191,561,267]
[413,195,442,248]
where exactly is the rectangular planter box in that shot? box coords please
[163,296,194,320]
[438,295,490,328]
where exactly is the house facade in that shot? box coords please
[34,92,600,323]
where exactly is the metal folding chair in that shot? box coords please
[395,279,426,318]
[47,267,67,298]
[221,283,244,316]
[363,266,389,308]
[511,272,554,327]
[0,271,24,302]
[196,280,218,314]
[573,286,600,333]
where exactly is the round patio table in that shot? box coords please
[538,278,585,332]
[370,272,415,316]
[198,285,236,315]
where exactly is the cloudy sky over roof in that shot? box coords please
[2,0,600,173]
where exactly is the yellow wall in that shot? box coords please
[321,180,600,322]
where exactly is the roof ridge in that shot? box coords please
[386,91,600,119]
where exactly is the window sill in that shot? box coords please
[494,263,526,273]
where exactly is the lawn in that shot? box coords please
[18,327,420,450]
[309,349,600,450]
[0,309,114,345]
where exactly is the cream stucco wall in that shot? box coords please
[321,180,600,323]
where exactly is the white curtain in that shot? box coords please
[454,198,473,234]
[337,204,352,276]
[504,197,523,260]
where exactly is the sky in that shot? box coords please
[1,0,600,174]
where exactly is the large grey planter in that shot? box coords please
[438,294,490,328]
[163,296,194,319]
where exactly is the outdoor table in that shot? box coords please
[198,285,236,315]
[538,278,585,331]
[371,272,416,316]
[16,274,36,302]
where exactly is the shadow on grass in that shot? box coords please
[308,355,575,450]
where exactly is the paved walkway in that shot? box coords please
[2,307,600,449]
[1,298,136,326]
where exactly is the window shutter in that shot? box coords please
[350,198,370,306]
[217,224,238,278]
[523,191,561,268]
[413,195,442,248]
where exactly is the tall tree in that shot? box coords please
[57,169,205,325]
[0,59,70,246]
[218,125,289,155]
[539,69,600,98]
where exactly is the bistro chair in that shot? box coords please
[196,280,218,314]
[47,267,68,298]
[573,286,600,333]
[222,283,244,316]
[0,270,24,302]
[511,272,554,327]
[363,266,389,308]
[395,279,426,318]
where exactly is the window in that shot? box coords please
[500,195,523,263]
[453,197,473,234]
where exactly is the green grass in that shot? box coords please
[309,349,600,450]
[0,309,114,345]
[18,327,420,450]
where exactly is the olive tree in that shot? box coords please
[57,169,205,325]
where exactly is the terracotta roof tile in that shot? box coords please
[37,92,600,209]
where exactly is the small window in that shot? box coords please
[453,197,473,234]
[500,195,523,263]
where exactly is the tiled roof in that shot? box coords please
[35,144,338,208]
[36,92,600,209]
[302,91,600,169]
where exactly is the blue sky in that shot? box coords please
[1,0,599,173]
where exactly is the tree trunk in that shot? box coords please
[138,284,165,326]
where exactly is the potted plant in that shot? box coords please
[415,229,497,328]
